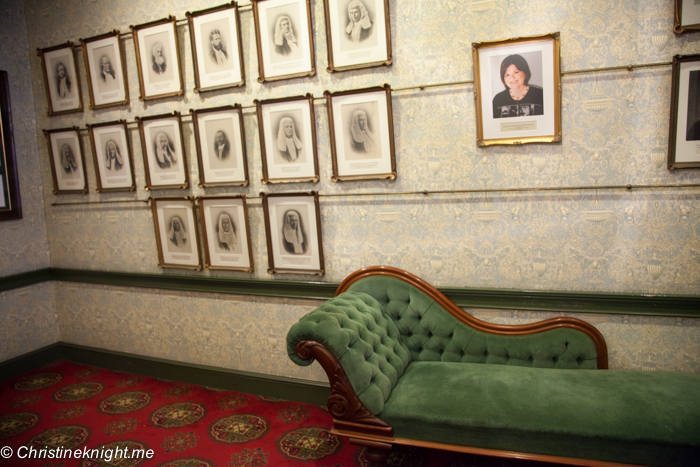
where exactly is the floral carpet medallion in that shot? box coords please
[164,385,192,399]
[53,382,105,402]
[75,368,102,379]
[54,404,88,421]
[209,414,270,445]
[8,394,42,408]
[0,412,40,439]
[26,424,90,449]
[79,439,149,467]
[230,447,270,467]
[162,431,200,453]
[116,375,145,388]
[277,405,311,424]
[103,417,140,436]
[157,457,216,467]
[276,426,342,461]
[99,391,152,414]
[217,393,248,411]
[13,373,63,391]
[150,402,206,428]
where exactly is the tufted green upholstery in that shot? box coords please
[287,275,600,415]
[286,291,411,414]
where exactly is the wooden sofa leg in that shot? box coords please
[350,439,392,466]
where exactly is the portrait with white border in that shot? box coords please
[198,195,253,272]
[37,42,83,116]
[137,113,189,190]
[261,191,324,275]
[80,31,129,109]
[131,17,184,100]
[675,0,700,34]
[256,94,319,184]
[472,32,561,147]
[151,197,202,270]
[44,127,88,194]
[668,54,700,169]
[87,120,135,192]
[252,0,316,82]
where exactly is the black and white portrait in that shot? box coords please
[280,208,309,255]
[89,122,134,192]
[166,211,192,253]
[92,45,119,94]
[52,59,73,100]
[213,130,231,160]
[342,0,375,49]
[58,140,79,177]
[267,4,303,64]
[152,130,178,170]
[152,42,166,75]
[203,117,238,169]
[104,139,124,171]
[275,114,303,163]
[144,31,174,83]
[686,70,700,141]
[208,26,229,67]
[490,52,544,119]
[342,102,379,160]
[214,211,240,253]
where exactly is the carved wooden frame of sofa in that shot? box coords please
[286,266,700,467]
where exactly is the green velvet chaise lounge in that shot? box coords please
[286,266,700,467]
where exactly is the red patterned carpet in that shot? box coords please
[0,360,553,467]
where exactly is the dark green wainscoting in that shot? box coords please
[0,342,330,406]
[1,267,699,316]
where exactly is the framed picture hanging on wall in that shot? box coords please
[198,195,254,272]
[325,84,396,181]
[87,120,136,192]
[130,16,184,101]
[37,42,83,116]
[137,112,189,190]
[151,197,202,270]
[80,30,129,109]
[674,0,700,34]
[256,94,319,184]
[261,191,324,275]
[187,2,246,92]
[323,0,392,72]
[668,54,700,169]
[0,70,22,221]
[472,32,561,147]
[191,105,249,187]
[44,127,88,195]
[252,0,316,82]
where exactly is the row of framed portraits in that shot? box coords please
[37,0,392,114]
[152,192,324,275]
[43,85,397,194]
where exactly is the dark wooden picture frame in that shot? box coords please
[87,120,136,192]
[323,0,392,73]
[198,195,254,272]
[130,16,184,101]
[44,127,89,195]
[137,112,189,191]
[187,2,246,93]
[0,71,22,220]
[37,42,83,116]
[668,54,700,169]
[191,105,249,187]
[151,197,202,270]
[674,0,700,34]
[325,84,396,181]
[256,94,319,184]
[252,0,316,82]
[79,30,130,109]
[261,191,324,275]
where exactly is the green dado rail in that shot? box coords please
[286,266,700,467]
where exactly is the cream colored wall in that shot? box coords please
[5,0,700,374]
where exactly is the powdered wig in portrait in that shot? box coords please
[350,109,375,153]
[346,0,372,42]
[105,140,123,170]
[274,16,299,53]
[168,215,187,247]
[217,212,237,251]
[277,117,303,162]
[282,210,305,254]
[61,144,78,173]
[154,132,177,166]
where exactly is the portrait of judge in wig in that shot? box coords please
[209,29,229,66]
[216,212,238,252]
[151,41,167,74]
[104,140,124,171]
[60,144,79,176]
[153,132,177,169]
[346,0,372,44]
[272,15,300,58]
[281,209,307,254]
[277,117,303,163]
[167,215,190,252]
[55,61,72,99]
[350,109,376,156]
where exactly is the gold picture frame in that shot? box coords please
[136,112,189,191]
[87,120,136,192]
[43,126,89,195]
[151,197,202,270]
[674,0,700,34]
[668,54,700,169]
[472,32,561,147]
[37,42,84,116]
[79,30,130,109]
[198,195,254,272]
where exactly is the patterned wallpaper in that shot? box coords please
[3,0,700,375]
[0,0,50,276]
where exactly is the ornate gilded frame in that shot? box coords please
[674,0,700,34]
[79,30,130,109]
[86,120,136,192]
[136,112,189,191]
[151,197,202,271]
[43,126,89,195]
[37,41,84,116]
[198,195,254,272]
